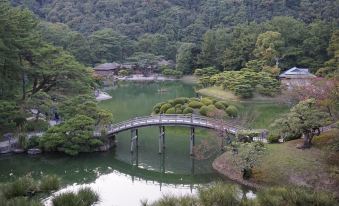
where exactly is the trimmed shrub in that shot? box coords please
[183,107,194,114]
[234,84,254,98]
[201,98,213,106]
[165,108,176,114]
[199,106,209,116]
[168,100,175,106]
[175,108,183,114]
[206,105,218,117]
[214,101,226,110]
[173,97,188,105]
[220,101,229,108]
[153,102,165,111]
[159,103,172,113]
[175,104,183,109]
[188,101,204,109]
[267,134,280,143]
[225,105,238,117]
[153,107,160,114]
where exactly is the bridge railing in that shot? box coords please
[108,114,243,134]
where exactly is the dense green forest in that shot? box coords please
[8,0,339,75]
[1,0,338,134]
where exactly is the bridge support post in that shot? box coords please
[190,127,195,156]
[130,129,138,153]
[159,126,165,154]
[220,129,225,151]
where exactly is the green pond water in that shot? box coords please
[0,81,286,205]
[0,81,224,205]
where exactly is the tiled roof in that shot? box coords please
[279,67,316,78]
[94,63,121,71]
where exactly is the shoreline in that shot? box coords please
[116,74,178,81]
[212,152,262,189]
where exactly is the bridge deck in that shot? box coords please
[108,114,242,134]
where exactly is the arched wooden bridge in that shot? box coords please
[108,114,242,135]
[106,114,247,156]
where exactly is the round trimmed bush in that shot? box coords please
[183,107,194,114]
[220,101,229,108]
[165,107,176,114]
[188,101,204,109]
[176,108,183,114]
[206,105,218,117]
[225,105,238,117]
[201,98,213,106]
[214,101,226,110]
[153,102,165,111]
[175,104,183,109]
[199,106,209,116]
[173,97,188,105]
[168,100,175,106]
[153,107,160,114]
[234,84,254,98]
[160,103,172,113]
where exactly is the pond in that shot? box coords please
[0,81,285,205]
[0,81,221,205]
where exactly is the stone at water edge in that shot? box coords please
[27,148,42,155]
[13,148,25,153]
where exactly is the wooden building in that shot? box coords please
[279,67,316,89]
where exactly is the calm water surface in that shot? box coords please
[0,81,250,205]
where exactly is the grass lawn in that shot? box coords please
[197,86,285,103]
[253,131,339,195]
[197,86,290,129]
[214,130,339,196]
[198,86,240,101]
[238,103,290,129]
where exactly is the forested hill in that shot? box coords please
[9,0,339,75]
[11,0,338,38]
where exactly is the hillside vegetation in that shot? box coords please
[9,0,339,77]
